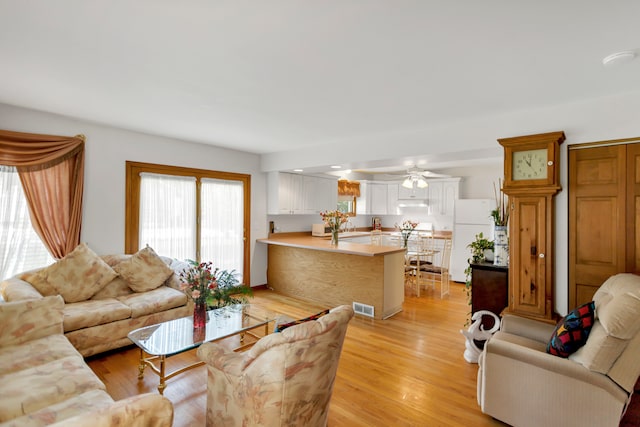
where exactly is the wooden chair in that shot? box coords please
[405,235,435,290]
[415,237,452,298]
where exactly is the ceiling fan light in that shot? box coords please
[417,178,428,188]
[402,177,414,189]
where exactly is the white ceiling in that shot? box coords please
[1,1,640,173]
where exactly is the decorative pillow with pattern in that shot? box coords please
[114,246,174,292]
[275,309,331,332]
[546,301,596,358]
[27,243,118,303]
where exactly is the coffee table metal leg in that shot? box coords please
[158,355,166,395]
[137,348,146,379]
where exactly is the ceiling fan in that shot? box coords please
[401,166,450,189]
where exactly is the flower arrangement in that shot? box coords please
[320,210,349,244]
[179,260,252,309]
[491,178,509,226]
[320,210,349,232]
[396,220,418,247]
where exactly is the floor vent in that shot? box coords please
[353,302,375,318]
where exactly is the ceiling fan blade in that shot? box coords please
[420,171,450,178]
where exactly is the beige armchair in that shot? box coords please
[477,273,640,427]
[197,305,354,427]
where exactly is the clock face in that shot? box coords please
[512,148,548,180]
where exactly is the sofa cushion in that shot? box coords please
[27,243,118,303]
[0,296,64,347]
[1,276,43,301]
[0,334,80,376]
[546,301,595,358]
[117,286,188,318]
[569,322,628,374]
[2,389,114,427]
[113,246,173,292]
[90,276,134,300]
[63,299,132,332]
[0,355,106,422]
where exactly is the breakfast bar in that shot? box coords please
[257,233,406,319]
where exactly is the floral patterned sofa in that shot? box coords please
[0,243,192,357]
[0,295,174,426]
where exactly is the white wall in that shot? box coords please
[0,103,268,286]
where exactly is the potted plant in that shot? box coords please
[463,232,494,325]
[179,260,252,328]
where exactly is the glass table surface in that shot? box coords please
[128,304,275,357]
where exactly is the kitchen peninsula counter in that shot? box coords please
[257,233,405,319]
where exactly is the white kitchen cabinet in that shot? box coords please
[268,172,337,215]
[302,175,337,214]
[428,178,460,216]
[441,179,459,216]
[369,182,388,215]
[387,183,399,215]
[356,181,369,215]
[267,172,304,215]
[356,181,392,215]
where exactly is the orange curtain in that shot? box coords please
[338,179,360,197]
[0,130,85,259]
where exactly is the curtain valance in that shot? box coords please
[0,130,84,171]
[0,129,85,259]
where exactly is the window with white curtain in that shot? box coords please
[129,163,250,284]
[201,178,244,274]
[0,166,55,280]
[139,173,197,261]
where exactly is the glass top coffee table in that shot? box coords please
[128,304,275,394]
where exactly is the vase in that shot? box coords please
[192,325,205,342]
[493,225,508,267]
[193,302,207,329]
[331,229,339,245]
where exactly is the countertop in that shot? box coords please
[256,232,407,257]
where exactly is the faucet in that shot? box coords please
[343,220,354,233]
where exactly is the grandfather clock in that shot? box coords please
[498,131,565,323]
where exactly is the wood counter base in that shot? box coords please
[266,244,404,319]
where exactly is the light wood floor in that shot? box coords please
[87,282,505,426]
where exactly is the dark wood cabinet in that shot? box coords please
[470,262,509,329]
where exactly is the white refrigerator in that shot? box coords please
[450,199,496,282]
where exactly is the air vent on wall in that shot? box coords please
[353,302,374,318]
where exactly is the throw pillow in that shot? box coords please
[546,301,596,358]
[28,243,118,303]
[275,309,330,332]
[114,246,174,292]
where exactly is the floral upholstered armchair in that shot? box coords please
[197,305,354,427]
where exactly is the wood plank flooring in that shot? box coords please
[87,283,506,426]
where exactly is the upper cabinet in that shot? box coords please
[267,172,337,215]
[302,175,337,214]
[428,178,460,216]
[357,181,391,215]
[356,178,460,215]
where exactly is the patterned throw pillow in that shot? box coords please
[114,246,174,292]
[275,309,331,332]
[28,243,118,303]
[546,301,596,358]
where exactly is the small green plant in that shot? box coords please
[463,233,494,325]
